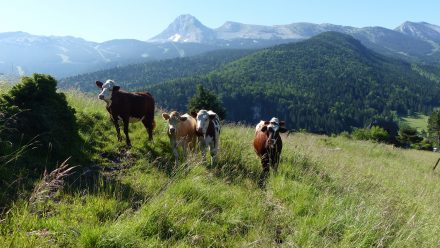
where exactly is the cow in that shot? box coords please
[253,117,287,176]
[191,110,221,165]
[95,80,155,147]
[162,111,197,162]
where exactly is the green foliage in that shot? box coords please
[397,125,423,145]
[0,74,79,162]
[428,109,440,145]
[149,32,440,133]
[188,85,226,119]
[0,74,81,210]
[60,49,253,92]
[352,126,389,142]
[2,91,440,246]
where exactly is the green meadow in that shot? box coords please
[1,88,440,247]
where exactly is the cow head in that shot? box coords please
[162,111,187,136]
[96,80,120,103]
[192,110,216,136]
[260,117,287,148]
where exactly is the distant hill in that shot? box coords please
[3,16,440,77]
[148,32,440,133]
[0,32,221,77]
[59,49,254,91]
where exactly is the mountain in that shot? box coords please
[150,14,216,43]
[59,49,254,91]
[0,31,220,77]
[147,32,440,133]
[3,16,440,78]
[396,21,440,44]
[148,16,440,63]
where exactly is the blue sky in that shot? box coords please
[1,0,439,42]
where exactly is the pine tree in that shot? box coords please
[188,85,226,119]
[428,109,440,145]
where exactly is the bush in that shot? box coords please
[352,126,389,142]
[0,74,81,209]
[0,74,79,163]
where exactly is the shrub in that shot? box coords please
[0,74,79,164]
[352,126,389,142]
[0,74,81,209]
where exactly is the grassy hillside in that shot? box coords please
[1,87,440,247]
[401,114,429,132]
[150,32,440,133]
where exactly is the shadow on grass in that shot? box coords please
[65,163,145,211]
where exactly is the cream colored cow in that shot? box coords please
[162,111,197,162]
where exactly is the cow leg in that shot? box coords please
[170,138,178,162]
[142,118,153,141]
[209,142,218,166]
[199,137,207,162]
[122,118,131,147]
[275,153,281,172]
[270,151,281,172]
[112,116,122,142]
[182,140,188,159]
[259,154,270,188]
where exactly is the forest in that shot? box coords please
[60,32,440,133]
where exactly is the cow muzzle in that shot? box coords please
[169,127,176,134]
[98,95,104,100]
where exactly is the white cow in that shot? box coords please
[191,110,221,165]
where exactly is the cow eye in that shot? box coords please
[270,121,277,125]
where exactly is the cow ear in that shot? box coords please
[209,113,217,120]
[179,116,187,122]
[264,121,270,125]
[261,126,268,132]
[96,80,103,88]
[279,121,285,127]
[190,111,197,118]
[113,86,120,91]
[279,127,288,133]
[162,113,170,120]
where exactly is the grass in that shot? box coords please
[1,88,440,247]
[401,113,429,132]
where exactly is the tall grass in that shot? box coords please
[1,89,440,247]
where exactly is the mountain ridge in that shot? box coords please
[2,15,440,77]
[148,32,440,133]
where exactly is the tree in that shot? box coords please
[188,85,226,119]
[428,109,440,145]
[397,125,423,148]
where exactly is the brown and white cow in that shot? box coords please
[253,117,287,173]
[191,110,221,165]
[96,80,155,147]
[162,111,197,162]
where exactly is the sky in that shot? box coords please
[1,0,439,42]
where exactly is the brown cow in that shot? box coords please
[162,111,197,162]
[96,80,155,147]
[253,117,287,174]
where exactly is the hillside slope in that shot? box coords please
[59,49,254,91]
[150,32,440,133]
[1,89,440,247]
